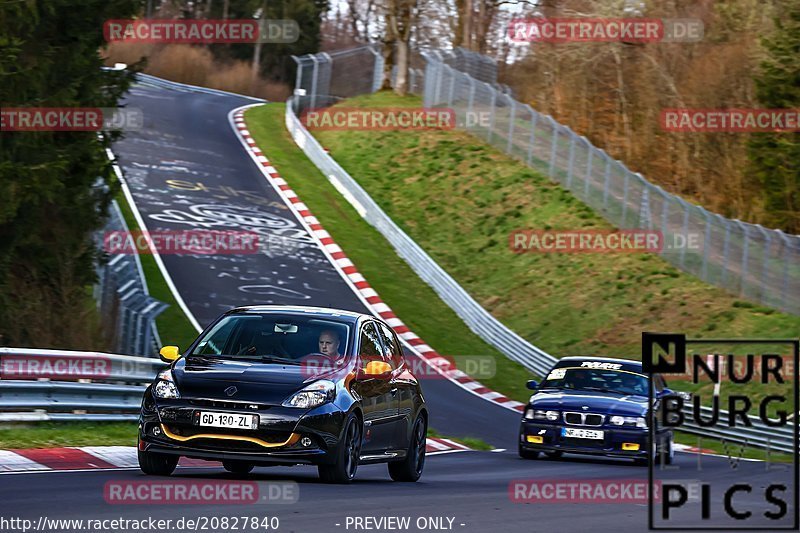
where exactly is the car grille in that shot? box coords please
[189,398,264,410]
[564,412,604,426]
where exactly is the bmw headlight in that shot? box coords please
[610,415,646,427]
[282,380,335,409]
[533,409,559,421]
[153,369,180,399]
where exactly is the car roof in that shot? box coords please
[226,305,371,324]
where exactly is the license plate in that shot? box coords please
[198,411,258,430]
[562,427,604,440]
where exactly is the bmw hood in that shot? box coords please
[529,390,648,417]
[170,357,346,404]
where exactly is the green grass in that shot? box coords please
[114,191,199,351]
[0,422,137,449]
[673,431,795,463]
[308,91,800,363]
[245,103,535,402]
[427,427,493,451]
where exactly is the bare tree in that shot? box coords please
[381,0,420,96]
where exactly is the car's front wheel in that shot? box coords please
[518,442,540,459]
[318,412,362,484]
[388,415,426,482]
[223,461,255,475]
[138,448,179,476]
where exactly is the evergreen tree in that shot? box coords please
[0,0,139,346]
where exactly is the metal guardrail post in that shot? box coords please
[526,106,537,166]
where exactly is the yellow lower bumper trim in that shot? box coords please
[526,435,543,444]
[160,424,300,449]
[622,442,640,451]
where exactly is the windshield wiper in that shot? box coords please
[260,356,302,365]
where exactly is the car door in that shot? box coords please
[376,322,408,446]
[351,321,395,453]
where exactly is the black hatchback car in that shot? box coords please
[518,357,676,465]
[138,306,428,483]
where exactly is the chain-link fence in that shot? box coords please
[292,45,384,108]
[93,200,167,356]
[419,53,800,315]
[291,46,800,316]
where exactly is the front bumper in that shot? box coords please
[519,420,651,459]
[139,397,346,466]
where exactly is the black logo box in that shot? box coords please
[643,333,799,531]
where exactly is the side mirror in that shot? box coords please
[362,360,392,378]
[159,345,180,363]
[526,380,539,390]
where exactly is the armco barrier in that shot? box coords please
[0,348,163,422]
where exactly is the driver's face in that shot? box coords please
[319,333,340,356]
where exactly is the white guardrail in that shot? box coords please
[283,97,797,455]
[0,348,164,422]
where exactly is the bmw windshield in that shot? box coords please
[539,367,649,396]
[189,314,351,364]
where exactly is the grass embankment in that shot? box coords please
[309,91,799,359]
[0,422,137,449]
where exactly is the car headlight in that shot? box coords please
[610,415,646,427]
[524,408,535,419]
[282,380,335,409]
[533,409,559,421]
[153,369,180,399]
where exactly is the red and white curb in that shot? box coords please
[229,106,526,415]
[0,439,471,474]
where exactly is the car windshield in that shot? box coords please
[189,313,351,363]
[539,367,649,396]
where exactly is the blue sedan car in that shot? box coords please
[518,357,675,465]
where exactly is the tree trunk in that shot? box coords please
[395,39,409,96]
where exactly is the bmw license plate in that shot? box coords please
[198,411,258,430]
[562,427,604,440]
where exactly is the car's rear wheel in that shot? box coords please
[223,460,255,475]
[318,412,361,484]
[138,448,179,476]
[518,443,540,459]
[388,415,426,482]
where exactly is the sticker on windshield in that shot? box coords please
[580,361,622,370]
[547,368,566,380]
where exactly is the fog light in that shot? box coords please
[152,426,162,437]
[301,437,312,447]
[622,442,640,451]
[526,435,543,444]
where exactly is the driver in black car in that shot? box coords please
[318,329,342,358]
